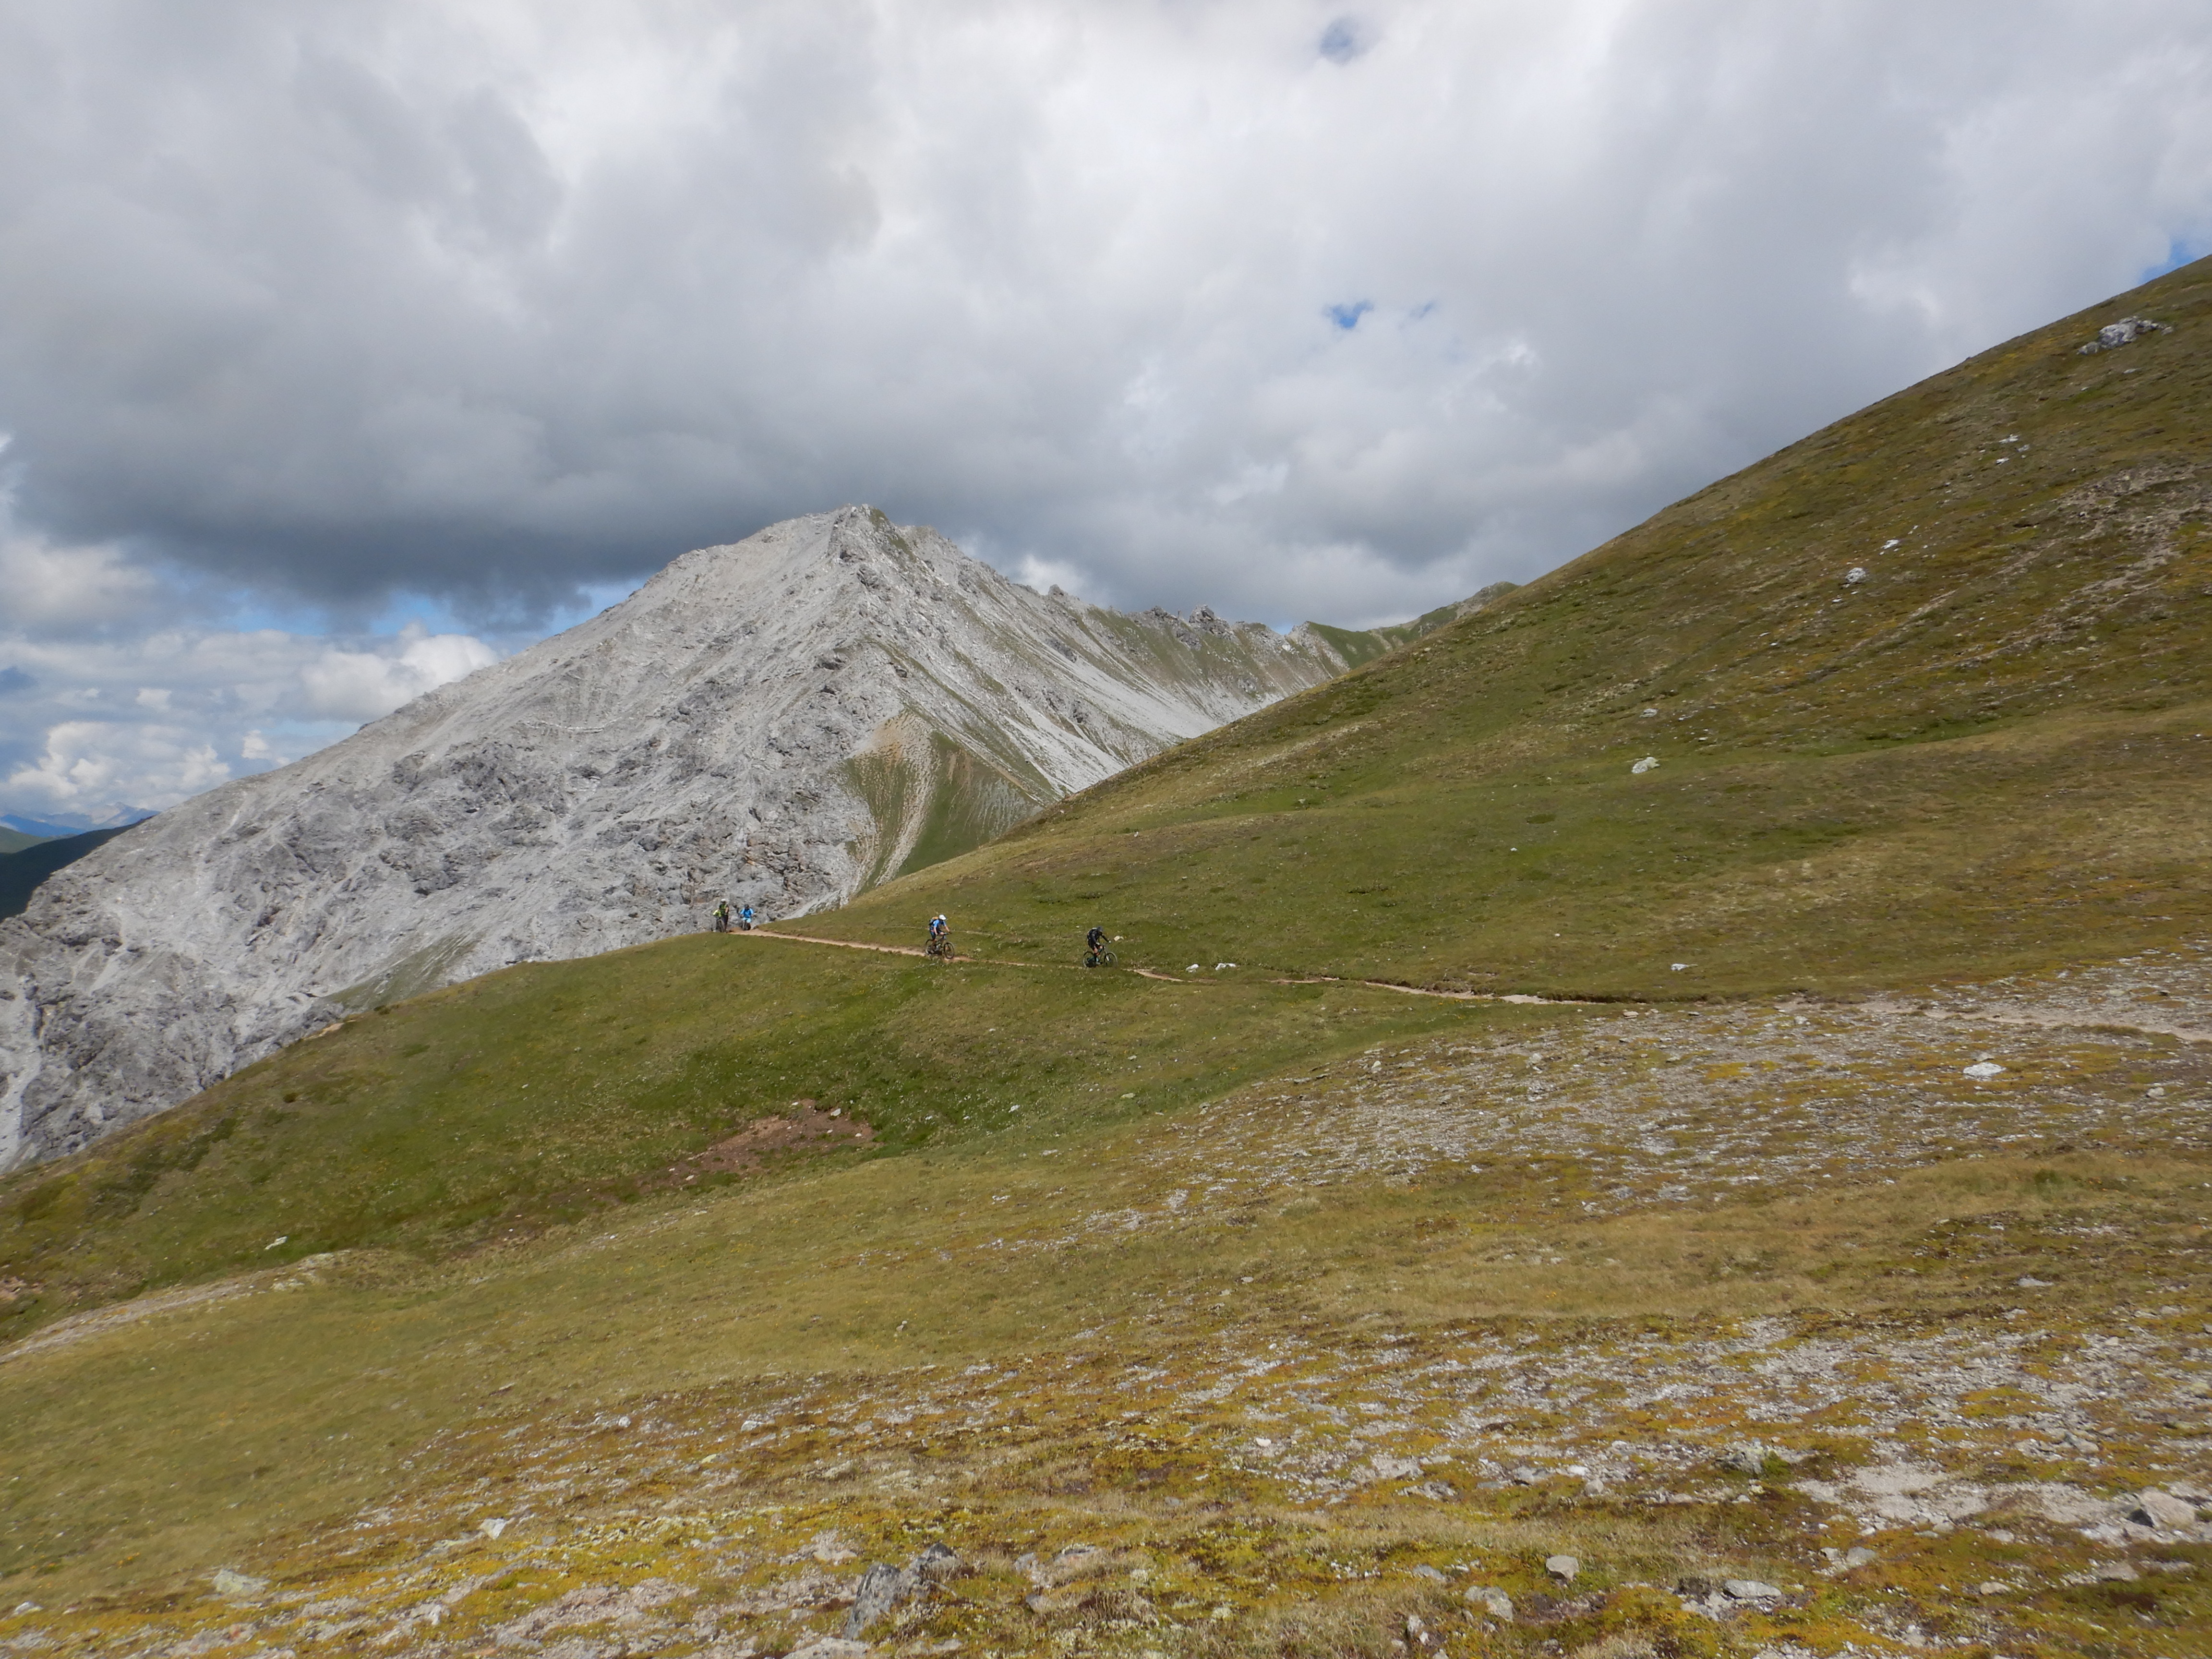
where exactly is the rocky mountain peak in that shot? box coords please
[0,509,1364,1168]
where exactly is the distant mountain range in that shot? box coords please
[0,808,155,842]
[0,508,1465,1168]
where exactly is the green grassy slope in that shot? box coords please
[4,267,2211,1651]
[2,949,2206,1647]
[0,827,48,856]
[793,262,2212,994]
[1302,582,1519,670]
[0,939,1475,1334]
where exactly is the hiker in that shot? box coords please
[711,899,731,934]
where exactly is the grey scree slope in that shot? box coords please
[0,507,1369,1169]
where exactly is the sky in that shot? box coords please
[3,0,2210,824]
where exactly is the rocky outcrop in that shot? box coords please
[0,507,1361,1167]
[2077,315,2167,352]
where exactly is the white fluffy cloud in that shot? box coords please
[0,1,2209,815]
[7,721,231,817]
[0,0,2206,624]
[300,625,501,723]
[0,520,501,818]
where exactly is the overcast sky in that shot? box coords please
[3,0,2210,823]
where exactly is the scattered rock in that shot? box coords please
[1722,1579,1781,1601]
[1976,1581,2008,1596]
[1464,1586,1514,1620]
[842,1563,914,1638]
[1370,1454,1423,1480]
[2096,1562,2139,1582]
[1843,1547,1878,1569]
[2017,1275,2053,1288]
[808,1530,857,1565]
[1675,1576,1713,1599]
[1403,1612,1436,1649]
[2079,316,2166,352]
[1545,1555,1580,1583]
[1019,1544,1105,1590]
[911,1542,963,1582]
[1844,567,1867,585]
[1632,757,1659,774]
[788,1641,870,1659]
[2128,1489,2198,1529]
[1719,1442,1770,1475]
[1409,1565,1447,1583]
[211,1570,268,1599]
[1963,1061,2005,1079]
[478,1517,508,1540]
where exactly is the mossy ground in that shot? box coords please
[1,945,2208,1657]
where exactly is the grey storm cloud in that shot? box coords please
[1,0,2210,630]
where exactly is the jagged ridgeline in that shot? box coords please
[0,507,1422,1169]
[805,262,2212,987]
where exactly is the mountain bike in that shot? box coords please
[927,933,954,962]
[1084,947,1115,968]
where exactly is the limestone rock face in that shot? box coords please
[0,507,1355,1167]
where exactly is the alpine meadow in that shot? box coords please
[3,260,2211,1659]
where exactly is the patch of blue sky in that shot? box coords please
[529,578,643,641]
[1326,300,1374,331]
[1318,17,1367,65]
[253,715,359,748]
[198,576,639,653]
[2141,238,2207,283]
[367,590,484,639]
[186,583,326,638]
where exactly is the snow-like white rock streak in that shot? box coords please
[0,507,1354,1167]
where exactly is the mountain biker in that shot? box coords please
[1085,925,1107,967]
[712,900,731,933]
[738,904,756,931]
[928,914,950,956]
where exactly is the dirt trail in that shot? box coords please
[745,929,1583,1003]
[745,927,2212,1048]
[1,1267,304,1366]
